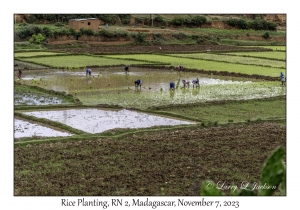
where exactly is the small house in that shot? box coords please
[68,18,100,30]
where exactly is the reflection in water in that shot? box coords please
[86,77,92,84]
[134,88,141,93]
[14,119,72,138]
[180,88,189,95]
[192,87,200,96]
[24,109,195,134]
[170,90,175,99]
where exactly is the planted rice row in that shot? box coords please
[169,53,285,68]
[106,54,284,77]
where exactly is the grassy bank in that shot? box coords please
[150,96,286,124]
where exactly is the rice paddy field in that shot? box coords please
[14,45,286,196]
[223,51,286,60]
[105,54,284,77]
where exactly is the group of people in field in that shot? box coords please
[83,66,286,90]
[15,65,287,91]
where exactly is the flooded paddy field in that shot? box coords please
[23,108,196,134]
[14,60,49,70]
[14,118,72,139]
[16,67,285,108]
[14,93,64,106]
[14,83,76,106]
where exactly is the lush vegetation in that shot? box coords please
[170,53,285,68]
[224,51,286,60]
[15,51,67,58]
[18,55,166,68]
[227,18,277,30]
[106,54,284,77]
[14,14,286,197]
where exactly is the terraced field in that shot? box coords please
[14,44,286,196]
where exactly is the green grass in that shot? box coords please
[170,53,285,68]
[224,51,286,60]
[106,54,285,77]
[154,97,286,124]
[19,55,164,68]
[14,51,67,58]
[14,42,47,51]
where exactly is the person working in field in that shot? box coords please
[170,82,175,90]
[86,68,91,76]
[177,65,184,71]
[18,69,22,79]
[134,79,142,89]
[85,69,92,76]
[280,72,286,86]
[182,80,190,88]
[192,78,200,88]
[124,66,129,74]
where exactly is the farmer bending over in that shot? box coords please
[18,69,22,79]
[170,82,175,90]
[280,72,286,86]
[124,66,129,74]
[192,78,200,88]
[182,80,190,88]
[86,68,92,76]
[178,65,184,71]
[134,79,142,89]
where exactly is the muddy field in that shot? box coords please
[54,44,271,55]
[14,122,286,196]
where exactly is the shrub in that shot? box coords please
[236,19,248,29]
[113,31,130,38]
[171,17,185,26]
[118,14,131,25]
[263,32,270,39]
[68,28,77,37]
[55,22,65,27]
[134,32,146,43]
[154,15,166,26]
[18,27,33,39]
[42,26,52,37]
[80,28,95,36]
[265,21,277,30]
[29,25,42,34]
[29,33,45,44]
[99,29,114,37]
[191,15,207,26]
[99,14,119,24]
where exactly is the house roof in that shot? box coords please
[69,18,98,21]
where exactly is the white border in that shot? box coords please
[3,1,298,210]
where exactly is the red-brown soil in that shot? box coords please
[53,44,270,54]
[14,122,286,196]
